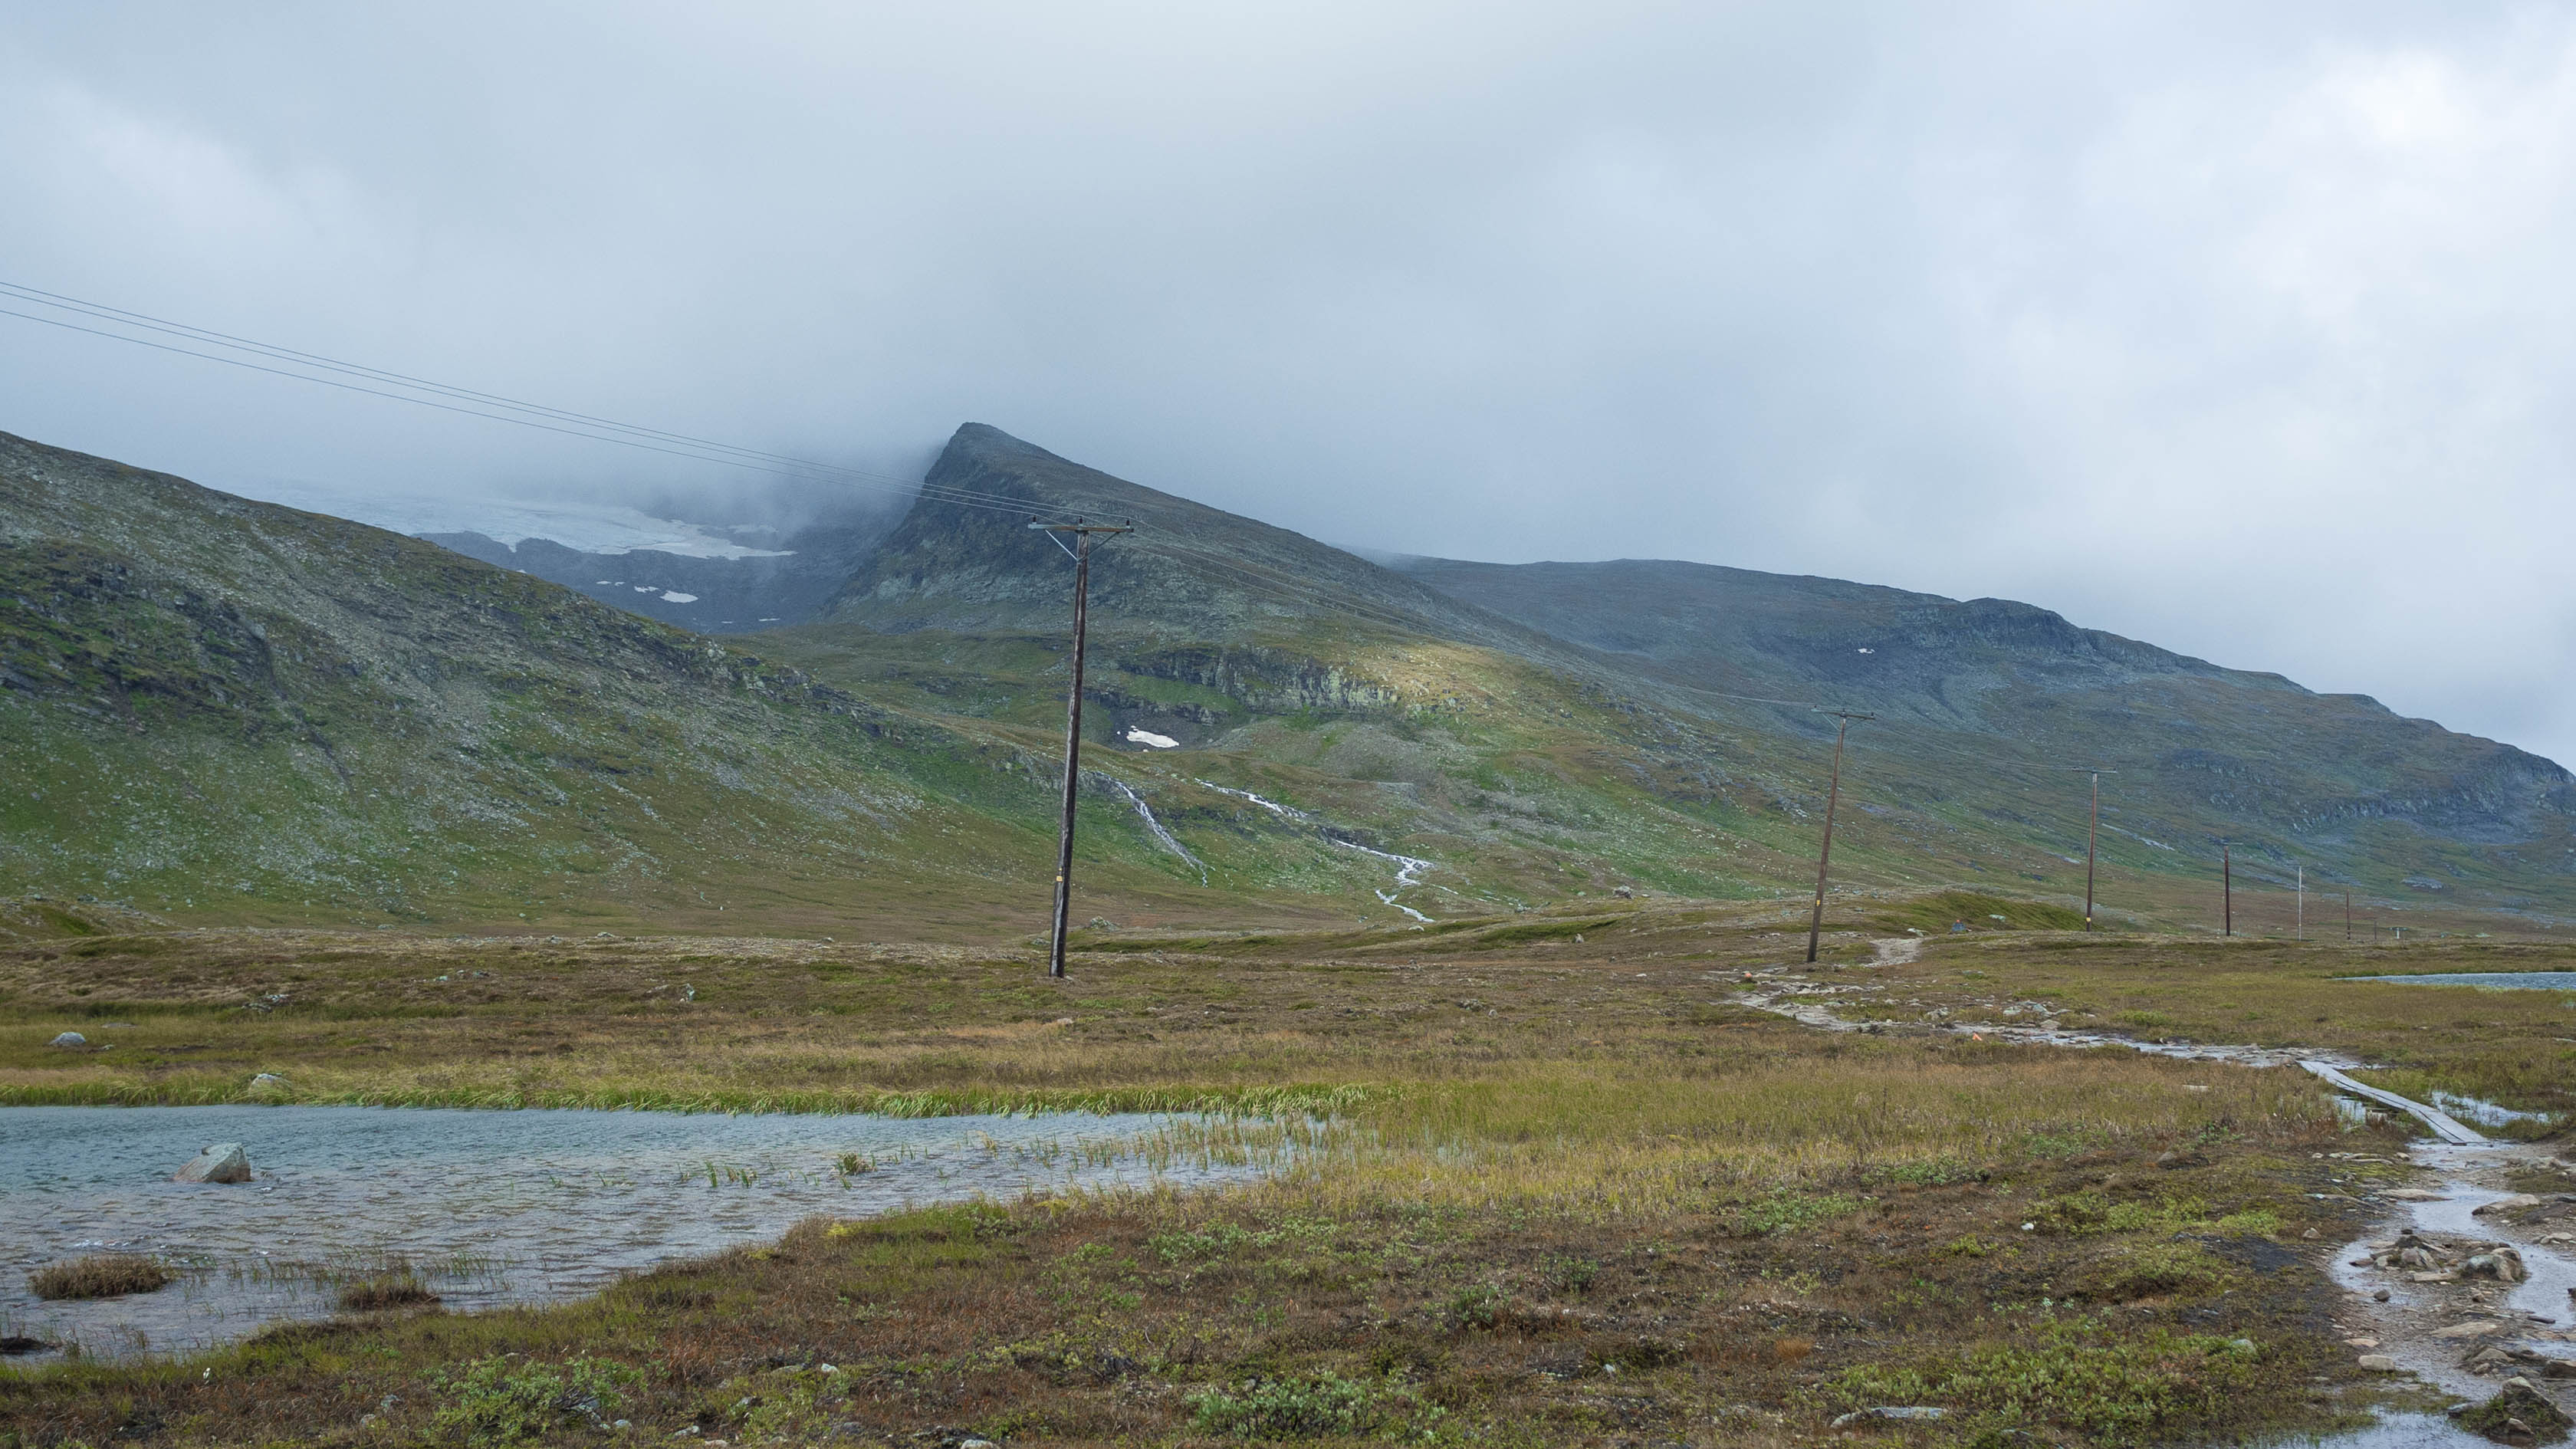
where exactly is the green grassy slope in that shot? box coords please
[1397,556,2576,913]
[785,426,2576,932]
[0,431,1307,935]
[8,419,2568,939]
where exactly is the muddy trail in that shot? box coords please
[1732,938,2576,1444]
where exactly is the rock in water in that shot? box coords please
[172,1143,251,1184]
[48,1031,85,1048]
[2458,1378,2572,1444]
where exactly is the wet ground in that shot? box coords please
[1737,940,2576,1447]
[0,1104,1257,1359]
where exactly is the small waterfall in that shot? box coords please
[1096,774,1205,884]
[1197,778,1438,920]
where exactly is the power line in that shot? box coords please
[0,280,953,496]
[0,280,2175,822]
[0,283,1496,632]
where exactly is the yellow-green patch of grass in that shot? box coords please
[2078,1241,2244,1302]
[1809,1316,2269,1446]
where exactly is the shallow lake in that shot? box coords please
[0,1104,1267,1359]
[2348,972,2576,991]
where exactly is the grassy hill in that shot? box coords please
[782,425,2576,933]
[5,420,2572,937]
[0,431,1293,936]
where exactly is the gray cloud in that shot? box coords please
[4,2,2571,761]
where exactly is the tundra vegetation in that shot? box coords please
[4,902,2564,1446]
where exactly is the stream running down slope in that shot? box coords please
[1733,941,2576,1444]
[1193,779,1441,922]
[0,1104,1272,1360]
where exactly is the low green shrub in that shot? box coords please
[1191,1374,1375,1438]
[1739,1191,1864,1235]
[428,1355,640,1446]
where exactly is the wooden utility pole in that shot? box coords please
[2295,865,2304,941]
[1804,710,1875,964]
[2058,767,2118,930]
[2345,890,2353,942]
[2222,843,2232,937]
[1030,517,1135,979]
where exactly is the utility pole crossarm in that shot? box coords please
[1029,516,1138,980]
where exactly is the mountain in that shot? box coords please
[8,418,2571,937]
[1397,556,2574,849]
[424,517,889,632]
[0,429,1241,934]
[770,425,2576,926]
[235,473,904,632]
[833,423,1542,649]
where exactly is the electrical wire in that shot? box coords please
[0,279,2150,792]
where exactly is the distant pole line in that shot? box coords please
[1031,517,1135,979]
[2058,767,2118,931]
[1805,710,1875,964]
[2223,843,2233,938]
[2346,890,2353,942]
[2296,865,2304,941]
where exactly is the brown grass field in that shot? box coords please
[1,901,2566,1446]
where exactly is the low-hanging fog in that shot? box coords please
[5,3,2574,763]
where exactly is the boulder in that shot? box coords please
[2358,1354,2400,1372]
[2466,1249,2531,1284]
[247,1073,289,1094]
[2458,1378,2572,1443]
[172,1143,251,1184]
[48,1031,85,1048]
[2479,1195,2546,1217]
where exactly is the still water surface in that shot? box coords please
[2351,971,2576,991]
[0,1104,1256,1358]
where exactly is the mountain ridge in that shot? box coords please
[8,419,2572,932]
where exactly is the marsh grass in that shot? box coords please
[28,1255,168,1301]
[0,921,2528,1447]
[335,1275,440,1312]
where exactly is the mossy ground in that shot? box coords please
[5,915,2555,1445]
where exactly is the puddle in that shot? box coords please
[2348,972,2576,992]
[2434,1092,2560,1129]
[0,1104,1275,1359]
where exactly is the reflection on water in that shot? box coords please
[0,1104,1269,1359]
[2272,1411,2488,1447]
[2351,971,2576,991]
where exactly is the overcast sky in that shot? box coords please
[5,3,2574,764]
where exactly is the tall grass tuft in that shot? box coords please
[29,1255,169,1300]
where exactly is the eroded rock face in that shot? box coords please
[172,1142,251,1184]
